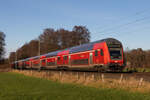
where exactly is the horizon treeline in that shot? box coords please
[125,48,150,68]
[9,26,90,62]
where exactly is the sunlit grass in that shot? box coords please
[0,72,150,100]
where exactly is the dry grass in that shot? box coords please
[0,64,11,72]
[12,70,150,93]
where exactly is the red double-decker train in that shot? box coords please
[11,38,126,71]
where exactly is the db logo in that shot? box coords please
[115,61,118,63]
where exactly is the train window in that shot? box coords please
[63,56,68,60]
[47,62,55,66]
[58,57,61,61]
[71,59,89,65]
[95,50,98,56]
[42,59,45,63]
[100,49,104,56]
[33,61,39,67]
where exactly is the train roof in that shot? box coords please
[42,38,121,56]
[69,43,93,54]
[38,38,122,56]
[69,38,121,54]
[16,55,40,62]
[44,50,60,57]
[92,38,121,44]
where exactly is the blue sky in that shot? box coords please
[0,0,150,57]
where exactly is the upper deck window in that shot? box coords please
[108,44,121,48]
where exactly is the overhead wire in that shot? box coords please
[98,16,150,36]
[98,15,150,35]
[91,9,149,32]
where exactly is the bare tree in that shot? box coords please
[125,48,150,68]
[72,26,90,45]
[39,28,60,54]
[9,52,16,63]
[28,40,39,57]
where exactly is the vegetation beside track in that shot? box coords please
[0,72,150,100]
[123,67,150,72]
[12,70,150,93]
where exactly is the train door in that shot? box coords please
[93,49,104,64]
[63,55,68,65]
[99,49,104,63]
[68,55,71,65]
[57,56,61,65]
[41,59,46,67]
[23,61,25,68]
[30,61,33,68]
[89,52,93,65]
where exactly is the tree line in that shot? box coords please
[9,26,90,62]
[125,48,150,68]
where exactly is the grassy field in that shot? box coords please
[0,72,150,100]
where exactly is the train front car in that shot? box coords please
[105,38,125,71]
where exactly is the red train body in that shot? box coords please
[12,38,126,71]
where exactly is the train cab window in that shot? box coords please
[100,49,104,56]
[95,50,98,56]
[63,56,68,60]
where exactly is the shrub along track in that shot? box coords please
[12,69,150,93]
[13,68,150,83]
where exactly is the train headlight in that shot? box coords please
[114,61,118,63]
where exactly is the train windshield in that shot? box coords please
[108,47,122,60]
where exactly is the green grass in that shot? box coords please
[123,67,150,72]
[0,72,150,100]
